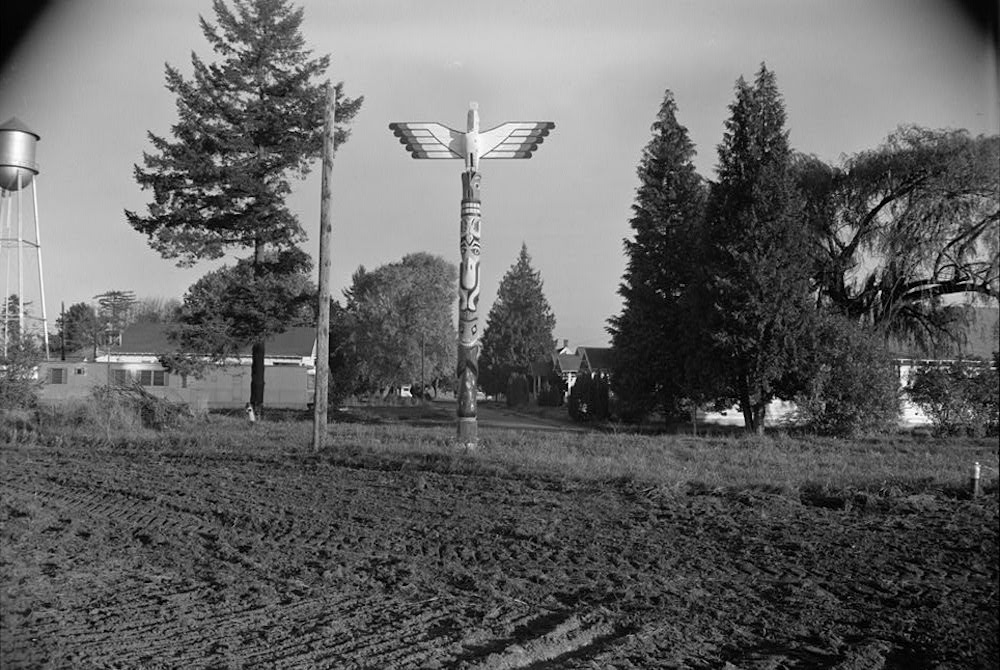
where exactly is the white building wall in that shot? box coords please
[38,360,311,410]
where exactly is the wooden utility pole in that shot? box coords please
[389,104,553,447]
[312,86,335,451]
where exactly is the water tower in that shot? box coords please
[0,117,49,358]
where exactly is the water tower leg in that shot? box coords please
[17,171,23,338]
[32,178,48,359]
[1,192,9,356]
[1,192,8,356]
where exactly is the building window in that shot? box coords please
[138,370,168,387]
[48,368,67,384]
[111,369,130,386]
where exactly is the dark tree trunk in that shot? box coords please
[739,374,766,434]
[753,404,766,435]
[740,399,755,433]
[250,237,266,416]
[251,340,265,416]
[739,377,755,433]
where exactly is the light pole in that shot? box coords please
[104,321,115,384]
[390,103,554,446]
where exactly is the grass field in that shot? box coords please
[82,405,997,497]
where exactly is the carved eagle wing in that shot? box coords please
[388,122,463,159]
[479,121,555,159]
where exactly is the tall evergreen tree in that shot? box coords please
[699,64,817,433]
[125,0,362,413]
[608,90,707,421]
[479,243,557,396]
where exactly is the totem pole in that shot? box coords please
[390,104,554,446]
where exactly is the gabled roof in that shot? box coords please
[577,346,614,372]
[555,352,582,375]
[553,339,573,356]
[266,327,317,358]
[103,323,316,359]
[117,322,174,354]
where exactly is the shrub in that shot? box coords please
[907,356,999,437]
[569,372,611,422]
[538,375,566,407]
[794,314,900,436]
[537,372,566,407]
[75,383,194,432]
[506,372,530,408]
[0,335,43,410]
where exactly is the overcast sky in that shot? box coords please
[1,0,997,347]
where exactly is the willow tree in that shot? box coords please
[125,0,362,413]
[793,128,999,352]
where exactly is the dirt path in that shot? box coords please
[2,438,997,668]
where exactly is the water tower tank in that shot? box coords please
[0,117,40,192]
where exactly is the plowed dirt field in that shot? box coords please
[2,433,997,669]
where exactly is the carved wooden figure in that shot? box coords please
[457,171,482,441]
[389,104,554,446]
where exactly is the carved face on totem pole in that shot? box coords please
[459,175,482,348]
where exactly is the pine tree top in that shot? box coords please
[126,0,362,267]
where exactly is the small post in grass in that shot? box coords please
[970,461,981,498]
[312,85,336,452]
[389,103,554,447]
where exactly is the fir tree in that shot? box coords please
[479,244,557,396]
[699,64,817,433]
[125,0,362,413]
[608,90,707,421]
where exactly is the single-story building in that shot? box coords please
[38,323,317,410]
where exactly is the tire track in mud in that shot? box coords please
[451,609,626,669]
